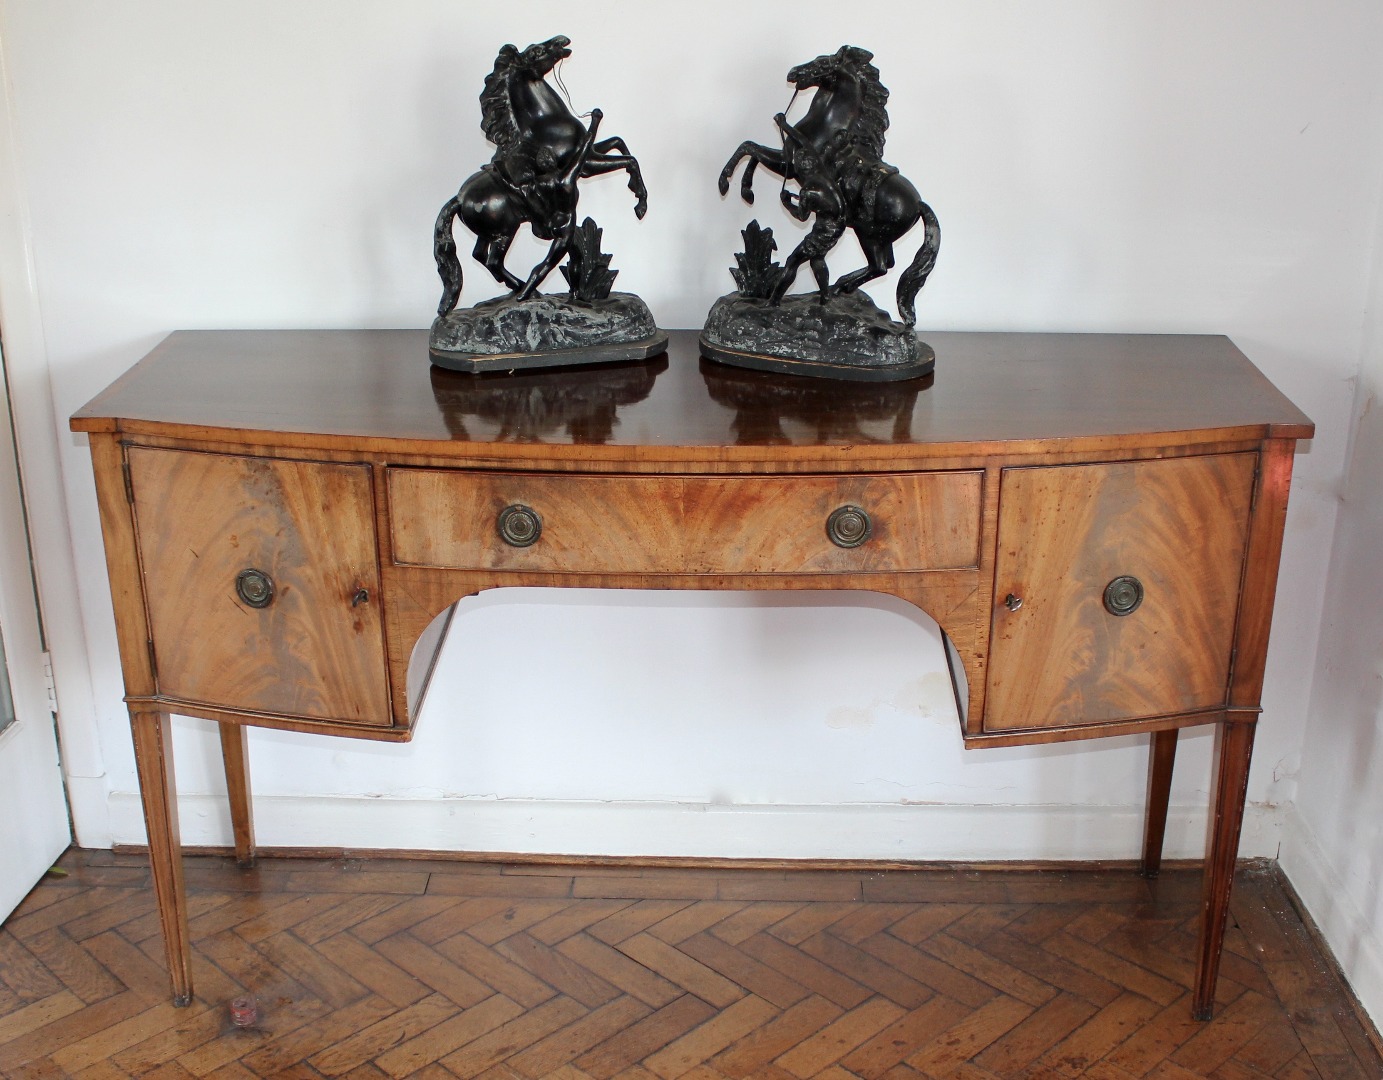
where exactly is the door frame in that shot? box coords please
[0,321,70,918]
[0,22,106,852]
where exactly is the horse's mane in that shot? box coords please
[851,58,890,161]
[795,46,890,161]
[479,44,522,153]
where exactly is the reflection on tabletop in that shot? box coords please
[699,356,932,445]
[429,354,667,444]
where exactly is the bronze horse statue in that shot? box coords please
[433,36,648,314]
[718,46,939,325]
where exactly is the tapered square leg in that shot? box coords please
[1192,716,1256,1020]
[218,722,256,868]
[130,709,193,1006]
[1141,729,1178,878]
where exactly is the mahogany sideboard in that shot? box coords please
[72,329,1313,1018]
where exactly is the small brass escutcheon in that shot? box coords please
[497,503,542,547]
[1104,575,1144,616]
[235,568,275,609]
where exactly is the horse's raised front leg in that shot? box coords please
[592,137,632,156]
[832,236,895,295]
[473,230,524,291]
[740,158,760,205]
[718,142,786,204]
[582,155,648,219]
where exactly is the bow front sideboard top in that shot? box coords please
[71,329,1313,1018]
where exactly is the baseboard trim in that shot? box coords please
[1272,859,1383,1059]
[107,791,1286,862]
[1279,805,1383,1037]
[109,840,1224,875]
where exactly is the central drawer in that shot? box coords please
[387,469,982,575]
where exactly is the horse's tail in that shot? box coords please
[433,195,464,316]
[896,201,940,327]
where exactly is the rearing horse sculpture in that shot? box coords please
[718,46,939,325]
[433,36,648,314]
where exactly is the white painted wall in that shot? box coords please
[2,3,1381,866]
[1281,165,1383,1021]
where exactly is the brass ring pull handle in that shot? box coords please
[826,505,872,548]
[235,568,275,608]
[497,504,542,548]
[1103,575,1144,616]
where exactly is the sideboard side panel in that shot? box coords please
[1228,439,1298,708]
[89,434,157,697]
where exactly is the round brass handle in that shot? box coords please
[235,568,275,609]
[497,504,542,547]
[1104,575,1144,616]
[826,505,872,548]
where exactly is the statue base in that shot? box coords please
[430,291,668,373]
[699,290,934,382]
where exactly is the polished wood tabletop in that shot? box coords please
[72,330,1314,458]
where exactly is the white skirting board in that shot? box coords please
[107,792,1287,863]
[1279,806,1383,1027]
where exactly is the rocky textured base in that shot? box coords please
[430,292,667,373]
[700,290,933,382]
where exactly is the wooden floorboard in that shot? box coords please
[0,852,1378,1079]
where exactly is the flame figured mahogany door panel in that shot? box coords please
[127,447,390,725]
[985,453,1256,733]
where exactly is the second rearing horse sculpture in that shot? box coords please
[433,36,648,314]
[718,46,940,326]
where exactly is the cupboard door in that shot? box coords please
[128,448,390,725]
[985,454,1256,732]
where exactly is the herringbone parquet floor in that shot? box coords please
[0,851,1377,1079]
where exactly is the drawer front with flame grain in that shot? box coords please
[387,469,982,576]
